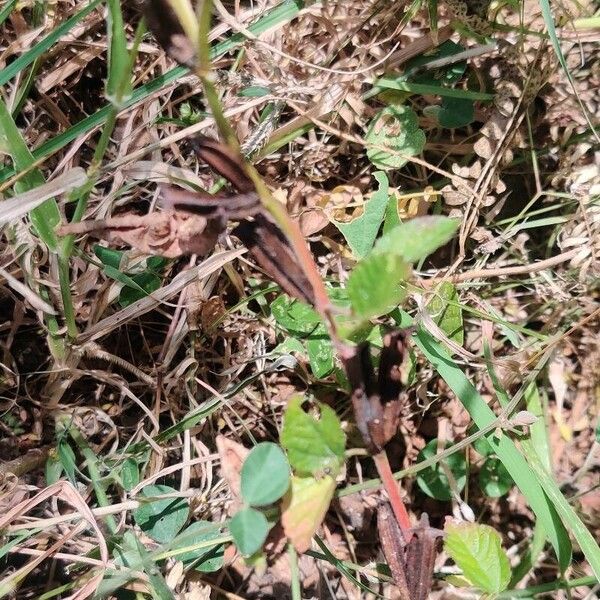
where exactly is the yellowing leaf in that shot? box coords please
[281,475,336,553]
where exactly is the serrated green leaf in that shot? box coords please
[346,253,409,319]
[445,522,511,594]
[306,336,334,378]
[366,105,426,170]
[241,442,290,507]
[281,396,345,477]
[479,456,513,498]
[229,507,269,556]
[133,484,189,543]
[170,521,225,572]
[427,282,464,344]
[373,216,459,263]
[416,439,467,501]
[333,171,390,258]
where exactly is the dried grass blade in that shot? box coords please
[0,267,57,314]
[77,248,244,343]
[0,168,87,226]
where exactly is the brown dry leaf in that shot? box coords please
[319,185,364,223]
[58,211,224,258]
[215,434,249,511]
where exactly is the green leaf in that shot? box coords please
[416,439,467,501]
[425,96,474,129]
[133,484,189,543]
[238,86,271,97]
[120,458,140,492]
[94,245,123,270]
[427,282,464,344]
[272,295,324,337]
[405,41,467,85]
[373,216,459,263]
[241,442,290,507]
[45,455,63,485]
[346,252,409,320]
[333,171,390,258]
[479,457,513,498]
[281,396,345,477]
[445,521,511,594]
[366,105,426,170]
[306,336,334,378]
[57,439,77,484]
[170,521,225,572]
[118,271,162,307]
[229,507,269,556]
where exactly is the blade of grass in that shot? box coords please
[0,0,17,26]
[0,98,65,357]
[412,324,572,571]
[365,78,495,101]
[0,99,60,250]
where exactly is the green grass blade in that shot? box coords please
[0,0,104,87]
[106,0,132,105]
[0,0,17,27]
[522,440,600,580]
[0,98,59,251]
[412,326,572,571]
[367,78,495,101]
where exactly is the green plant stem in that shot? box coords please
[67,425,118,535]
[496,575,598,598]
[288,544,301,600]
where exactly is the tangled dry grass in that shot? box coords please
[0,0,599,598]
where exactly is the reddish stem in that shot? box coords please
[374,451,412,542]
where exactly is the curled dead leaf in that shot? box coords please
[58,210,224,258]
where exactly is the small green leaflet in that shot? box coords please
[365,105,426,170]
[333,171,390,259]
[281,396,345,477]
[445,521,511,594]
[416,439,467,501]
[133,484,189,543]
[346,252,409,320]
[373,216,459,263]
[241,442,290,507]
[427,282,464,345]
[229,507,269,556]
[479,456,513,498]
[169,521,225,572]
